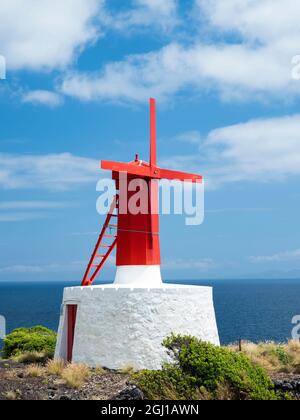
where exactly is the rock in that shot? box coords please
[48,386,58,391]
[60,395,72,401]
[114,384,144,400]
[282,383,293,391]
[273,375,300,397]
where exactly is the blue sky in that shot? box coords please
[1,0,300,282]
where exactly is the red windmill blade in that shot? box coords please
[82,98,202,287]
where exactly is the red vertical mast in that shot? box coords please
[150,98,157,167]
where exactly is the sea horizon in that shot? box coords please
[1,279,299,347]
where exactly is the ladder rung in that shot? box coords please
[108,224,118,228]
[110,214,118,217]
[95,254,106,258]
[104,234,117,238]
[99,244,111,248]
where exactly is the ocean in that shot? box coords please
[0,279,299,346]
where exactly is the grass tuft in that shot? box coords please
[4,391,18,400]
[46,358,65,376]
[61,363,90,389]
[26,364,45,378]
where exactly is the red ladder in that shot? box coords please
[81,196,118,286]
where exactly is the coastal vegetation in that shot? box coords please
[230,340,300,374]
[133,335,279,400]
[0,327,299,400]
[2,326,56,359]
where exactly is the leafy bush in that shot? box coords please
[2,326,57,359]
[274,347,290,366]
[134,335,279,400]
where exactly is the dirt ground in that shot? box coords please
[0,360,130,400]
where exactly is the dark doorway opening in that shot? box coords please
[67,305,78,362]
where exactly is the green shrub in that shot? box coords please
[2,326,57,359]
[134,335,280,400]
[274,347,290,366]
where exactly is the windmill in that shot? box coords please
[81,98,202,287]
[55,99,219,368]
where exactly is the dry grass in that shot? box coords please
[61,363,90,389]
[4,369,18,380]
[4,391,18,400]
[26,364,45,378]
[94,366,106,376]
[286,340,300,373]
[215,382,235,400]
[13,351,50,364]
[119,364,136,374]
[46,358,65,376]
[230,340,300,374]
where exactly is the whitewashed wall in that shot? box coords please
[55,284,220,370]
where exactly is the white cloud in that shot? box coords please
[207,208,272,214]
[99,0,178,35]
[0,202,72,222]
[0,0,298,104]
[61,41,299,103]
[117,0,178,31]
[135,0,177,16]
[250,249,300,263]
[196,0,300,44]
[162,114,300,188]
[0,153,99,190]
[174,131,203,144]
[0,212,45,222]
[61,43,199,102]
[60,1,300,103]
[0,0,102,71]
[204,114,300,186]
[0,0,179,74]
[0,265,46,273]
[0,201,69,210]
[0,260,86,273]
[163,257,215,270]
[22,90,63,107]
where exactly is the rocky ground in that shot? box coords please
[1,359,300,400]
[272,373,300,400]
[0,360,141,401]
